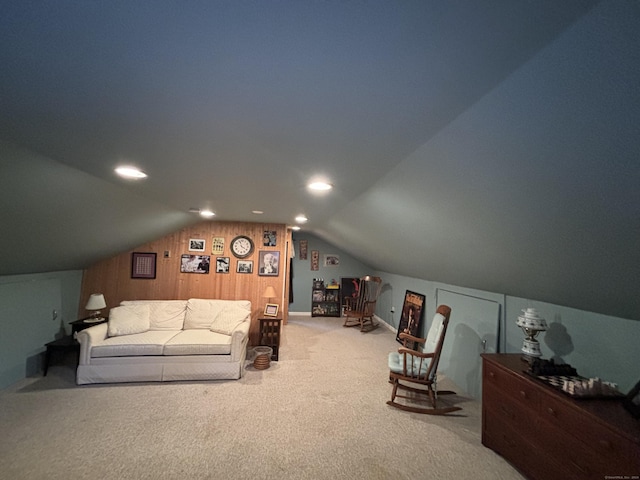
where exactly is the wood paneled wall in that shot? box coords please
[80,221,291,344]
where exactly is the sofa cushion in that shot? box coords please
[210,304,250,335]
[107,304,151,337]
[183,299,251,329]
[163,330,232,355]
[91,330,180,357]
[120,300,187,330]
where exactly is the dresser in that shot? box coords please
[481,354,640,480]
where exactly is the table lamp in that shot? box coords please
[85,293,107,322]
[516,307,547,361]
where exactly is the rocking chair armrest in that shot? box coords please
[398,332,426,344]
[397,347,434,359]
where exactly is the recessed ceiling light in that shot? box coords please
[308,181,333,191]
[295,215,308,223]
[252,210,264,215]
[290,226,301,231]
[115,166,147,179]
[200,210,215,218]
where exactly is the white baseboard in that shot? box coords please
[288,312,395,333]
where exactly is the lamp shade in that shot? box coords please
[262,286,277,298]
[85,293,106,310]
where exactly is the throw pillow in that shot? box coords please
[210,305,249,335]
[107,304,151,337]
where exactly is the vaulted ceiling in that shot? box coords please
[1,1,639,320]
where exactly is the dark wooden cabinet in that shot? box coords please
[481,354,640,480]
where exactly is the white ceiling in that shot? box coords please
[1,1,639,320]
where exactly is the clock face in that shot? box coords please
[231,235,254,258]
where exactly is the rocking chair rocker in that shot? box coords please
[387,305,461,415]
[343,276,382,332]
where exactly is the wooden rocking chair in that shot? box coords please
[343,276,382,332]
[387,305,461,415]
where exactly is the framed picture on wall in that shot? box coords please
[189,238,205,252]
[396,290,426,348]
[324,254,340,266]
[215,257,230,273]
[299,239,308,260]
[211,237,224,255]
[131,252,157,279]
[180,254,210,274]
[263,230,277,246]
[258,251,279,276]
[236,260,253,274]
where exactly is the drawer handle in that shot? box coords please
[519,390,527,398]
[547,407,556,416]
[489,372,495,378]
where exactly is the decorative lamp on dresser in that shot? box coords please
[481,354,640,480]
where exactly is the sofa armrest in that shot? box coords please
[230,320,250,362]
[77,323,108,365]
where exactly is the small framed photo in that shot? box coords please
[189,238,205,252]
[324,254,340,266]
[258,251,280,276]
[211,237,224,255]
[236,260,253,274]
[263,230,277,246]
[131,252,157,279]
[215,257,230,273]
[264,303,279,317]
[180,254,210,274]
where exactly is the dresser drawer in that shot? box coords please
[483,406,574,480]
[538,389,640,474]
[483,358,540,407]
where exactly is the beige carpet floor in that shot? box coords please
[0,315,524,480]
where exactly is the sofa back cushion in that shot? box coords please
[120,300,187,330]
[107,304,151,337]
[184,298,251,330]
[210,304,251,335]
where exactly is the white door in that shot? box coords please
[435,289,501,399]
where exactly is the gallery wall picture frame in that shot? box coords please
[323,254,339,266]
[189,238,205,252]
[215,256,230,273]
[263,230,277,246]
[211,237,224,255]
[264,303,279,317]
[299,239,308,260]
[258,250,280,276]
[311,250,319,271]
[131,252,157,279]
[236,260,253,274]
[396,290,426,349]
[180,254,210,274]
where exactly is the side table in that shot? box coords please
[70,317,108,336]
[43,317,108,376]
[43,336,79,376]
[258,317,282,361]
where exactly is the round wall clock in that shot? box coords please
[230,235,254,258]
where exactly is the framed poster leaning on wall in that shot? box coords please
[396,290,426,349]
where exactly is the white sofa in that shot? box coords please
[76,298,251,385]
